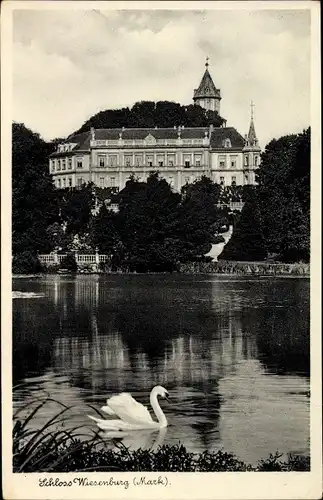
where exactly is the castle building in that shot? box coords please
[49,60,260,192]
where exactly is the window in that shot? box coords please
[110,177,116,187]
[255,156,259,166]
[196,175,201,182]
[244,156,249,167]
[148,161,153,167]
[184,160,190,168]
[185,177,190,184]
[158,161,164,167]
[68,158,72,169]
[219,156,226,168]
[100,177,104,187]
[168,160,174,167]
[99,156,106,167]
[135,156,142,166]
[195,160,201,167]
[62,159,66,170]
[77,178,83,187]
[231,160,236,168]
[68,177,72,187]
[76,158,83,168]
[57,160,61,171]
[169,177,174,186]
[125,157,131,167]
[245,174,249,183]
[109,156,117,167]
[62,178,66,188]
[231,176,236,186]
[57,179,61,188]
[224,138,232,148]
[220,176,225,186]
[51,161,55,173]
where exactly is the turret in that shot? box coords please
[243,101,261,185]
[193,58,221,113]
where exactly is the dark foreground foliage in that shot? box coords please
[13,399,310,473]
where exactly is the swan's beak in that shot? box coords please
[165,394,171,403]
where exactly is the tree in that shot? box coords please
[256,128,310,262]
[219,189,267,261]
[91,205,121,255]
[12,123,60,257]
[179,177,225,260]
[59,183,96,237]
[75,101,226,133]
[117,173,182,271]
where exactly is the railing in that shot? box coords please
[216,201,244,211]
[38,253,111,266]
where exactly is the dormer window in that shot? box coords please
[224,138,232,148]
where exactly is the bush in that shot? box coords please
[12,251,43,274]
[59,253,77,271]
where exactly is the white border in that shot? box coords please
[1,2,322,499]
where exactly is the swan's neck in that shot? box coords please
[150,390,167,428]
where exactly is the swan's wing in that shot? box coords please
[87,415,155,431]
[101,405,116,415]
[106,392,154,424]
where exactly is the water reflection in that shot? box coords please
[13,275,310,463]
[101,427,167,452]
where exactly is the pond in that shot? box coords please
[12,274,310,466]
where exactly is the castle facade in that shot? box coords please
[49,61,260,192]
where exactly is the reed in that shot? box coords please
[13,399,310,472]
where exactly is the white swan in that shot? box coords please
[88,385,169,431]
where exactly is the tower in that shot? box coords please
[193,58,221,113]
[243,101,261,185]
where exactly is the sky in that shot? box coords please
[12,7,311,147]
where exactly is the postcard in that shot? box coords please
[1,1,321,499]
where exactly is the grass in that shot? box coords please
[13,398,310,473]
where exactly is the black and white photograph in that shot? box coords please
[1,1,321,499]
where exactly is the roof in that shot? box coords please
[94,127,210,140]
[193,68,221,100]
[209,127,245,149]
[247,119,257,145]
[49,131,90,157]
[50,126,246,156]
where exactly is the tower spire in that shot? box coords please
[205,56,209,68]
[247,100,257,146]
[250,100,255,121]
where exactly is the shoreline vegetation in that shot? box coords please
[13,399,310,473]
[12,261,310,279]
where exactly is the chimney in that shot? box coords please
[90,127,95,141]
